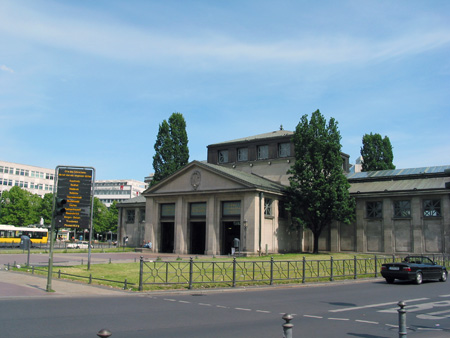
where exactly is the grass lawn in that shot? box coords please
[12,252,386,291]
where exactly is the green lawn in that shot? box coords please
[12,253,388,291]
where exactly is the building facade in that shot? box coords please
[0,160,55,197]
[94,179,147,207]
[117,130,450,255]
[0,160,147,207]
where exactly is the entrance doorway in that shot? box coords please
[160,222,174,253]
[189,222,206,255]
[222,221,240,255]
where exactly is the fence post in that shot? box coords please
[374,255,378,278]
[189,257,193,290]
[330,256,334,281]
[232,257,237,287]
[32,266,35,275]
[302,257,306,283]
[58,270,61,279]
[139,256,144,291]
[89,274,92,284]
[123,279,128,290]
[354,256,357,279]
[398,301,407,337]
[282,313,293,338]
[270,257,274,285]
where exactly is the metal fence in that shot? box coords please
[138,254,450,291]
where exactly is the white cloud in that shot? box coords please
[0,65,14,73]
[1,1,449,68]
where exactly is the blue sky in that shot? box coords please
[1,0,449,181]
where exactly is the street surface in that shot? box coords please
[0,252,449,337]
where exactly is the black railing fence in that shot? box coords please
[138,254,450,290]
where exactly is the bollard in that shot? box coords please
[282,313,293,338]
[97,328,112,337]
[109,258,111,264]
[398,301,407,338]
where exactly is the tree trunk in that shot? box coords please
[313,232,320,254]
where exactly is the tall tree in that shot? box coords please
[0,187,41,226]
[152,112,189,185]
[360,133,395,171]
[286,110,355,254]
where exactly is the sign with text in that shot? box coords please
[55,167,94,229]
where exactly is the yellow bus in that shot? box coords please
[0,224,49,246]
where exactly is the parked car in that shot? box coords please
[381,255,447,284]
[67,241,93,249]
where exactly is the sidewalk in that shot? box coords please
[0,269,130,299]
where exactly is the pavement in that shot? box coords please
[0,251,213,299]
[0,269,130,298]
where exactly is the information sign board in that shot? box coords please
[55,167,94,229]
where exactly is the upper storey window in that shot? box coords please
[257,145,269,160]
[237,148,248,162]
[278,143,291,158]
[218,150,229,163]
[423,199,441,217]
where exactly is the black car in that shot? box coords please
[381,255,447,284]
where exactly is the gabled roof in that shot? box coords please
[144,160,286,195]
[208,130,294,147]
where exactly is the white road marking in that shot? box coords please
[199,303,211,306]
[164,298,176,302]
[216,305,228,308]
[329,298,429,313]
[329,317,349,321]
[304,315,323,319]
[256,310,271,313]
[417,309,450,320]
[379,300,450,314]
[178,300,190,304]
[235,308,252,311]
[355,320,378,325]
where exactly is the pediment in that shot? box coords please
[146,162,249,195]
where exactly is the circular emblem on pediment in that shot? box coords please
[190,170,201,190]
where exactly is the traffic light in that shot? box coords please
[54,197,67,216]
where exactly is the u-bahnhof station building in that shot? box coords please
[117,130,450,255]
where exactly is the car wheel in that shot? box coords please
[439,270,447,282]
[385,278,395,284]
[414,272,423,285]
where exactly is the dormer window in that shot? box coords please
[218,150,229,163]
[278,143,290,158]
[257,145,268,160]
[237,148,248,161]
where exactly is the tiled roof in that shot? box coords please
[346,165,450,181]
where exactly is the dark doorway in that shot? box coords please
[190,222,206,255]
[222,221,240,255]
[160,222,174,253]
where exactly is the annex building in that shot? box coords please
[117,130,450,255]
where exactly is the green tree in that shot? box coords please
[40,193,54,226]
[107,200,119,233]
[93,197,110,235]
[0,187,42,226]
[152,112,189,185]
[286,110,355,254]
[360,133,395,171]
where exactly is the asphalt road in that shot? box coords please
[1,270,449,337]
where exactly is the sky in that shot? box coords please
[1,0,449,181]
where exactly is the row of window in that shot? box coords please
[366,199,442,218]
[95,189,131,195]
[0,166,54,180]
[0,179,53,191]
[126,209,146,223]
[99,199,127,204]
[218,143,291,164]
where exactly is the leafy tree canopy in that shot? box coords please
[152,112,189,186]
[360,133,395,171]
[0,187,45,226]
[286,109,355,253]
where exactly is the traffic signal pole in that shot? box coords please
[46,216,56,292]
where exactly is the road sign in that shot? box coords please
[54,167,94,229]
